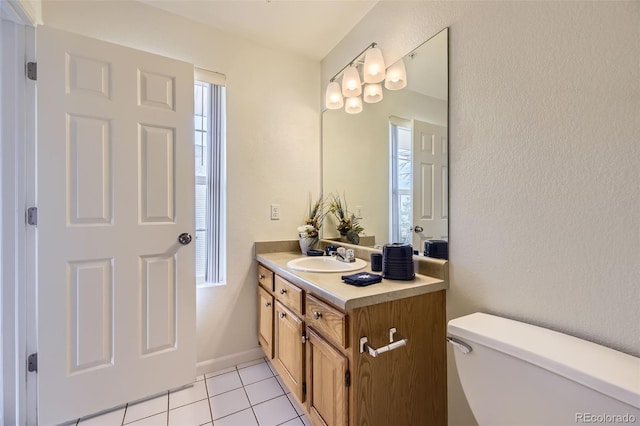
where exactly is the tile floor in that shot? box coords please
[75,358,311,426]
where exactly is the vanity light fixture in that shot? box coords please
[342,65,362,97]
[325,81,344,110]
[363,83,383,103]
[363,46,386,83]
[384,58,407,90]
[325,42,407,113]
[345,96,363,114]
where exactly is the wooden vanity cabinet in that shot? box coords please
[258,286,274,359]
[257,262,447,426]
[306,327,348,426]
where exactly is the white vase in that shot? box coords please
[298,235,318,255]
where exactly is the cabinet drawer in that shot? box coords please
[258,264,274,292]
[274,275,303,315]
[306,295,348,349]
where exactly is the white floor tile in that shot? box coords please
[214,408,258,426]
[279,418,304,426]
[265,360,279,377]
[125,412,167,426]
[244,377,285,406]
[195,375,205,382]
[235,358,266,369]
[124,394,168,424]
[79,407,125,425]
[238,362,273,385]
[286,394,304,416]
[275,375,287,392]
[252,395,298,426]
[205,366,236,378]
[168,399,212,426]
[169,381,208,409]
[209,388,251,420]
[206,370,243,396]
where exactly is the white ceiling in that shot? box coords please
[138,0,378,61]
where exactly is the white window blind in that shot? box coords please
[195,68,226,285]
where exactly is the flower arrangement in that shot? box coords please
[328,193,364,245]
[297,197,326,254]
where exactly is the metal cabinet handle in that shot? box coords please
[359,328,408,358]
[280,289,287,295]
[313,311,322,320]
[278,312,286,319]
[259,274,266,280]
[264,301,271,307]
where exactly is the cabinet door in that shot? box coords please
[258,286,274,359]
[306,328,348,426]
[274,301,305,402]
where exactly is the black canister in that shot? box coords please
[382,243,415,280]
[370,253,382,272]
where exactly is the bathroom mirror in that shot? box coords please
[322,28,448,254]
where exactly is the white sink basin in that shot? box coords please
[286,256,367,273]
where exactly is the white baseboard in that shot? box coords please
[196,347,265,376]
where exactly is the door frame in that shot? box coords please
[0,1,38,424]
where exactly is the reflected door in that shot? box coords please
[412,120,448,251]
[37,27,195,424]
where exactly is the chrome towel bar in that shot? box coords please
[359,327,408,357]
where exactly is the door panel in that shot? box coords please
[37,27,195,425]
[412,120,448,249]
[274,301,305,402]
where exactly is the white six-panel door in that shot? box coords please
[37,27,195,425]
[412,120,448,250]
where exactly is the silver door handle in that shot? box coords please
[178,233,192,245]
[413,226,424,233]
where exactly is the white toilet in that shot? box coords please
[447,313,640,426]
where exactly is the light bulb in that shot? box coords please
[363,83,383,103]
[341,65,362,97]
[345,96,363,114]
[325,81,343,110]
[385,58,407,90]
[363,47,386,84]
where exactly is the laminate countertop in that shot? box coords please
[256,251,447,311]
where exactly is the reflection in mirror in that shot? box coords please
[322,28,448,255]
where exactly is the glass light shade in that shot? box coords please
[341,66,362,97]
[384,58,407,90]
[345,96,363,114]
[325,81,344,109]
[363,47,386,83]
[363,83,383,103]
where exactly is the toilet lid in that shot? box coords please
[448,313,640,409]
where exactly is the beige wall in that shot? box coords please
[42,1,321,369]
[322,2,640,425]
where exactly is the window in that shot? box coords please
[194,69,226,285]
[390,118,412,244]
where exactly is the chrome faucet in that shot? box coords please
[333,247,356,263]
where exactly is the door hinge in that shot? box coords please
[345,370,351,387]
[26,62,37,81]
[27,353,38,372]
[26,207,37,226]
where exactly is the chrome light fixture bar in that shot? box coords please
[325,42,408,113]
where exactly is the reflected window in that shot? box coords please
[390,119,412,244]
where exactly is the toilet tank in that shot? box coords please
[448,313,640,426]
